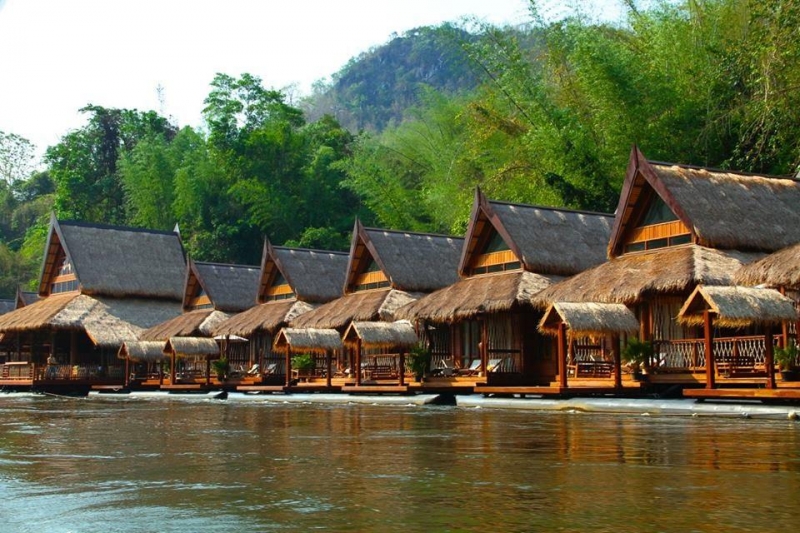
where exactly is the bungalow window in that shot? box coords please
[51,278,78,294]
[639,196,678,226]
[265,272,295,301]
[353,258,390,291]
[49,256,78,294]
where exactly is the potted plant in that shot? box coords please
[408,345,432,382]
[622,337,654,380]
[291,353,316,380]
[211,356,229,381]
[774,343,798,382]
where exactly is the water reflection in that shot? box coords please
[1,395,799,532]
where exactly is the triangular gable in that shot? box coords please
[183,260,213,311]
[343,220,391,294]
[608,147,695,258]
[38,214,80,297]
[458,188,523,277]
[257,240,297,304]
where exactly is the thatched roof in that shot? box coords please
[533,245,763,307]
[343,320,419,348]
[261,243,348,304]
[345,221,463,293]
[734,242,800,289]
[164,336,220,357]
[190,261,259,312]
[539,302,639,337]
[396,271,561,323]
[0,293,181,347]
[290,289,417,330]
[677,285,798,328]
[0,300,14,315]
[118,341,167,362]
[460,190,613,277]
[273,327,343,353]
[213,300,315,337]
[16,289,41,309]
[40,216,186,299]
[610,148,800,256]
[140,309,230,341]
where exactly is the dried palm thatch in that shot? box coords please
[213,300,315,337]
[164,337,220,357]
[0,293,181,348]
[269,246,348,303]
[677,285,798,328]
[118,341,167,362]
[273,327,343,353]
[396,271,560,323]
[290,289,417,330]
[734,242,800,289]
[648,162,800,252]
[191,262,260,312]
[343,320,419,348]
[533,245,763,308]
[140,309,230,341]
[538,302,639,337]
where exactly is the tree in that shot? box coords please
[0,130,36,184]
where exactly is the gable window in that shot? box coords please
[623,194,691,254]
[468,228,521,276]
[50,256,79,294]
[188,287,213,310]
[265,271,295,301]
[353,257,389,292]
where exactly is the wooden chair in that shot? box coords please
[457,359,482,376]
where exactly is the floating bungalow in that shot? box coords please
[0,216,185,393]
[212,241,348,392]
[132,259,259,391]
[533,147,800,395]
[396,189,613,394]
[286,220,463,391]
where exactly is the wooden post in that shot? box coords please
[612,334,622,390]
[170,352,176,385]
[285,346,292,388]
[557,323,568,388]
[399,350,405,387]
[765,326,776,390]
[480,320,488,377]
[355,338,362,386]
[704,310,715,389]
[70,330,78,366]
[124,357,130,388]
[326,350,332,388]
[205,356,211,387]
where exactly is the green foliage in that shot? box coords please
[291,353,316,373]
[621,338,654,367]
[408,345,432,379]
[774,343,798,371]
[211,357,230,380]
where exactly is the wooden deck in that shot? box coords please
[684,388,800,401]
[236,385,287,393]
[344,384,411,394]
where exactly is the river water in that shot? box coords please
[1,394,799,532]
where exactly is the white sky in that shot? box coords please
[0,0,624,157]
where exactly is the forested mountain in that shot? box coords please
[2,0,800,298]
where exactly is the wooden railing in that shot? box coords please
[653,336,780,374]
[27,364,126,382]
[1,362,34,381]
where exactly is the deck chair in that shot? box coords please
[262,363,278,376]
[486,358,505,373]
[246,364,260,375]
[432,358,456,377]
[458,359,482,376]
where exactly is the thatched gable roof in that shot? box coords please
[533,245,763,307]
[213,300,315,337]
[0,293,180,347]
[459,189,613,277]
[39,216,186,299]
[164,337,220,357]
[344,220,463,294]
[396,271,561,323]
[186,261,259,312]
[0,300,14,315]
[734,242,800,289]
[609,147,800,257]
[259,241,348,304]
[118,341,167,362]
[140,309,230,341]
[15,289,41,309]
[539,302,639,337]
[290,289,417,330]
[678,285,798,328]
[343,320,419,348]
[273,327,343,353]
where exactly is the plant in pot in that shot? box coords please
[621,337,654,380]
[408,345,432,382]
[774,343,798,382]
[291,353,316,380]
[211,356,229,381]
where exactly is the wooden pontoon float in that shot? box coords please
[272,327,343,393]
[534,147,800,396]
[677,285,800,400]
[136,259,259,391]
[397,188,613,394]
[342,320,418,394]
[213,241,348,392]
[289,220,464,390]
[0,216,185,394]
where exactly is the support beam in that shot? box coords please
[612,334,622,390]
[355,338,362,386]
[765,326,776,389]
[285,347,292,388]
[326,350,332,388]
[399,350,405,387]
[704,310,715,389]
[557,323,568,388]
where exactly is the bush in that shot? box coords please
[291,353,316,373]
[408,345,431,379]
